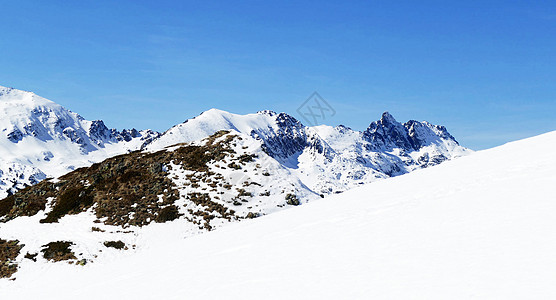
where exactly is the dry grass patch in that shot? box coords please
[0,239,23,278]
[104,240,126,250]
[1,131,245,228]
[41,241,76,262]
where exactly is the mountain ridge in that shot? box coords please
[0,86,470,198]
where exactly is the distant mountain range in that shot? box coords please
[0,85,470,199]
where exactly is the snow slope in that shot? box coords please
[2,130,554,299]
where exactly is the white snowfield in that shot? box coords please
[2,130,555,299]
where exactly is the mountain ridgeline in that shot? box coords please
[0,86,469,199]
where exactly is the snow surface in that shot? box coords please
[2,130,555,299]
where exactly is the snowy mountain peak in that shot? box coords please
[404,120,459,148]
[0,86,156,150]
[380,111,398,124]
[0,85,34,99]
[362,111,460,153]
[0,87,59,114]
[364,111,414,151]
[198,108,230,117]
[0,86,160,198]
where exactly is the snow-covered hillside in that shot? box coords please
[0,130,320,277]
[0,86,159,198]
[2,130,555,299]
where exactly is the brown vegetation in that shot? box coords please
[0,131,247,228]
[41,241,76,262]
[0,181,57,222]
[103,240,126,250]
[0,239,23,278]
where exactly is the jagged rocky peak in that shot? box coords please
[88,120,149,145]
[409,120,456,141]
[118,128,141,142]
[252,111,328,159]
[364,111,416,151]
[363,111,459,151]
[274,111,304,129]
[87,120,112,144]
[380,111,398,124]
[404,120,459,149]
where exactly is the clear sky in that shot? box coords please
[1,1,555,150]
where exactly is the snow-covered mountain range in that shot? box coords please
[0,85,471,279]
[148,108,469,194]
[0,86,470,199]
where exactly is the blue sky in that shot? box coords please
[1,0,555,150]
